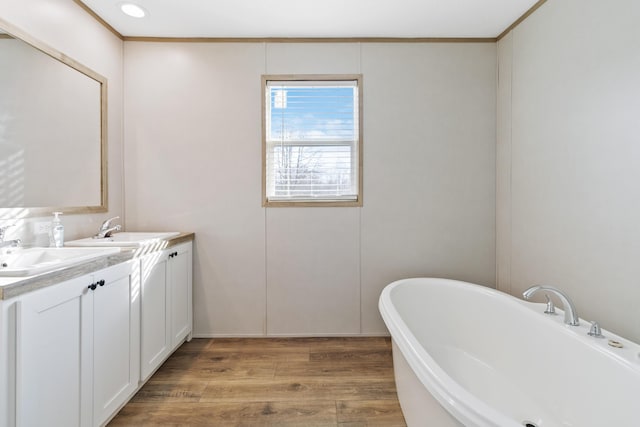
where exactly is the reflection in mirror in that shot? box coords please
[0,20,107,219]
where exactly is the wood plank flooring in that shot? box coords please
[109,337,407,426]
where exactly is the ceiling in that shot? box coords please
[78,0,540,39]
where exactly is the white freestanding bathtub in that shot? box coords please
[379,278,640,427]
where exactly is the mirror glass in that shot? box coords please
[0,22,106,219]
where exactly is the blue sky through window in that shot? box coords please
[269,85,356,142]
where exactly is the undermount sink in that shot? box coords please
[65,231,180,247]
[0,247,120,277]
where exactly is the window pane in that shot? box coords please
[268,86,356,142]
[270,145,355,198]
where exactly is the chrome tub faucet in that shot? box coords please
[523,285,580,326]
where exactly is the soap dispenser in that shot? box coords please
[50,211,64,248]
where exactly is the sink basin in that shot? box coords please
[0,247,120,277]
[65,231,180,247]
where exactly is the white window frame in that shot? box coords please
[262,74,363,207]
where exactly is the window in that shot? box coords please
[262,75,362,206]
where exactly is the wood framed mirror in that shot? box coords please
[0,18,107,219]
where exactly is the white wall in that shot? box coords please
[0,0,124,244]
[124,42,267,335]
[497,0,640,342]
[360,43,497,333]
[124,41,497,336]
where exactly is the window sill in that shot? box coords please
[263,199,362,208]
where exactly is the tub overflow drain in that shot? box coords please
[522,422,538,427]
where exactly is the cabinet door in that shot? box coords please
[16,276,93,427]
[92,261,140,427]
[169,242,192,348]
[140,253,170,381]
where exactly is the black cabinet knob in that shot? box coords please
[88,283,97,291]
[98,280,105,286]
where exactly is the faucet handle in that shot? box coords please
[0,224,16,241]
[543,294,556,315]
[100,216,120,229]
[588,321,604,338]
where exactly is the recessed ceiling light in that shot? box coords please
[120,3,146,18]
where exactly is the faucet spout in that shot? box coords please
[0,224,15,242]
[523,285,579,326]
[0,238,21,249]
[0,224,20,249]
[94,216,122,239]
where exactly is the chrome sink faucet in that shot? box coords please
[0,224,21,248]
[523,285,579,326]
[94,216,121,239]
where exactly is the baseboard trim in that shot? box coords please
[192,332,390,338]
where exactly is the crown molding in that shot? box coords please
[497,0,548,41]
[122,36,497,43]
[72,0,123,40]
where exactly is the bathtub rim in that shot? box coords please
[380,278,530,427]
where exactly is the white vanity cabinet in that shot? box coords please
[90,261,140,426]
[1,260,140,427]
[140,241,192,380]
[0,236,193,427]
[15,274,93,427]
[169,241,192,348]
